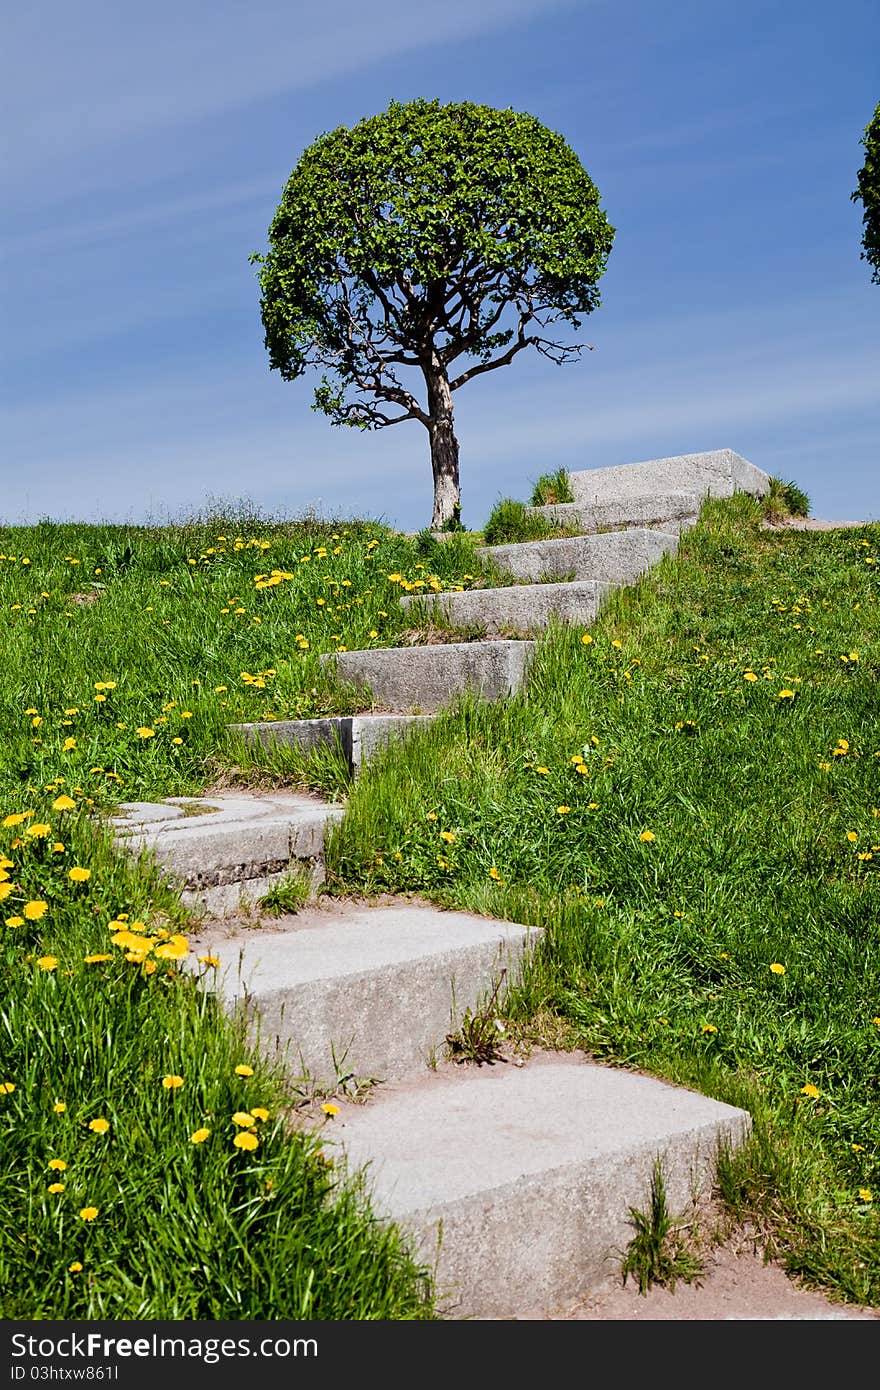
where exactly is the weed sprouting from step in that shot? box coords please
[529,468,574,507]
[446,969,508,1064]
[257,868,314,916]
[621,1159,705,1295]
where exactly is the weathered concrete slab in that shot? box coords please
[321,641,536,713]
[399,579,609,634]
[567,449,770,506]
[531,491,701,536]
[334,1055,750,1318]
[111,794,343,912]
[229,714,434,777]
[479,527,679,585]
[193,904,540,1083]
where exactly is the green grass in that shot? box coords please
[0,510,454,1318]
[482,497,566,545]
[529,468,575,507]
[329,495,880,1303]
[0,513,495,805]
[765,477,811,521]
[4,493,880,1313]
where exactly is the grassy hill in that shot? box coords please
[1,495,878,1313]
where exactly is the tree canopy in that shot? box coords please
[254,99,614,526]
[852,100,880,284]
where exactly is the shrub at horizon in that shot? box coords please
[254,98,614,530]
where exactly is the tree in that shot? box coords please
[852,100,880,284]
[254,99,614,528]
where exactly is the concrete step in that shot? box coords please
[111,793,344,916]
[530,491,700,536]
[333,1054,750,1318]
[479,527,679,585]
[567,449,771,506]
[229,713,434,777]
[191,903,539,1084]
[321,640,535,714]
[399,579,609,635]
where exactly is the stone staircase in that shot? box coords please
[113,450,769,1318]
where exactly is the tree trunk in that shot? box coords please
[424,358,461,530]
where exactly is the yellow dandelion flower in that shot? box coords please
[701,1024,717,1034]
[62,738,76,752]
[639,830,656,842]
[2,813,30,828]
[136,727,155,739]
[171,737,183,745]
[489,866,502,881]
[581,633,593,645]
[48,1159,67,1171]
[321,1103,340,1117]
[234,1064,254,1077]
[535,766,550,775]
[68,1262,82,1273]
[231,1111,256,1128]
[250,1107,270,1122]
[198,953,220,967]
[25,824,51,838]
[743,671,758,682]
[88,1117,110,1134]
[36,956,58,971]
[800,1083,820,1099]
[556,805,571,815]
[153,933,188,961]
[53,1102,66,1113]
[84,954,112,964]
[48,1182,65,1194]
[68,867,91,882]
[439,831,456,843]
[162,1074,184,1090]
[52,795,76,811]
[858,1189,873,1203]
[770,963,786,975]
[778,689,795,700]
[871,1017,880,1028]
[24,901,49,920]
[233,1131,259,1151]
[190,1128,210,1144]
[78,1207,99,1221]
[847,831,858,842]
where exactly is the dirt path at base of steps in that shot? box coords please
[522,1235,879,1321]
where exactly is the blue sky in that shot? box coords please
[3,0,878,528]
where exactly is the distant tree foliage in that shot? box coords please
[852,100,880,284]
[254,99,614,528]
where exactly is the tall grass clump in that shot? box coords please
[765,477,811,521]
[482,498,560,545]
[529,468,574,507]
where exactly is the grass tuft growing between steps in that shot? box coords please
[329,494,880,1305]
